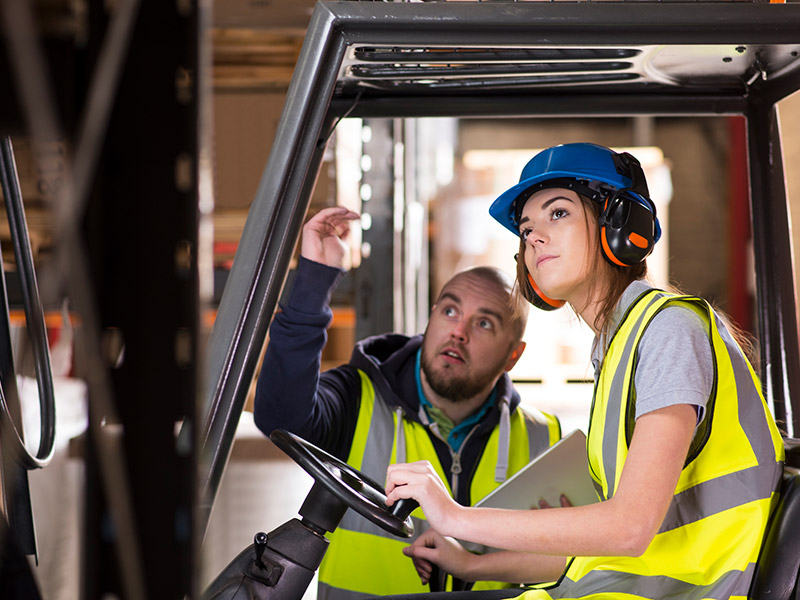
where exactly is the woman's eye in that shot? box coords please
[552,208,568,220]
[520,228,531,242]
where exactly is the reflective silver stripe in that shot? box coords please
[357,391,395,484]
[338,388,398,535]
[523,411,552,460]
[601,292,665,498]
[659,462,779,532]
[552,561,755,600]
[715,312,783,490]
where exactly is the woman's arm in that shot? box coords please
[403,530,568,584]
[386,403,697,558]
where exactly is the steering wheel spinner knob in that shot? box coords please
[389,498,419,521]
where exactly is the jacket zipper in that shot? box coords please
[449,425,480,500]
[421,408,489,502]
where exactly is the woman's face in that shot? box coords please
[518,187,599,309]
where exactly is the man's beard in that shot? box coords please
[420,348,506,403]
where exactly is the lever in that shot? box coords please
[254,531,268,568]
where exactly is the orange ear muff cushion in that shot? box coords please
[527,273,565,309]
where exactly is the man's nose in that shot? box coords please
[450,319,468,342]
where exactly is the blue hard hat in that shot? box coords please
[489,143,661,243]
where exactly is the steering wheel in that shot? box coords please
[270,429,416,538]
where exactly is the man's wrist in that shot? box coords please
[287,256,346,314]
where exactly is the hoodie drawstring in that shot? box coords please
[495,399,511,482]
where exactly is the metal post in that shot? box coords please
[747,94,800,437]
[356,118,396,340]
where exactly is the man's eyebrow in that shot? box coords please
[439,291,505,323]
[438,291,461,305]
[477,306,505,323]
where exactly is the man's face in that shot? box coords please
[420,272,520,403]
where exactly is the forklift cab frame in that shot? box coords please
[201,1,800,598]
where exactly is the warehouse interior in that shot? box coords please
[0,0,800,598]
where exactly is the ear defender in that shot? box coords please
[510,349,520,360]
[526,273,566,311]
[597,153,658,267]
[492,144,663,307]
[599,193,656,266]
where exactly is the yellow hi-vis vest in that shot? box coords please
[518,290,785,600]
[318,368,561,600]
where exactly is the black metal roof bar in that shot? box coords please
[352,48,643,63]
[332,1,800,46]
[330,94,752,119]
[351,62,635,79]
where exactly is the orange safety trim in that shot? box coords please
[628,231,649,249]
[527,273,565,308]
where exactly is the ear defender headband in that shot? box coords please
[490,143,661,310]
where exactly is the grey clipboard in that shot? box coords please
[475,429,599,510]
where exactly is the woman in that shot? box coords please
[385,143,785,599]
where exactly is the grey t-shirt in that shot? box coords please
[591,280,713,424]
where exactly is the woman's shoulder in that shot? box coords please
[643,296,709,346]
[641,300,710,355]
[626,281,710,334]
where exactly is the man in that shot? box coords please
[254,206,560,600]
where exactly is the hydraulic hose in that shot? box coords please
[0,136,56,469]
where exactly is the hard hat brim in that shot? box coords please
[489,170,606,236]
